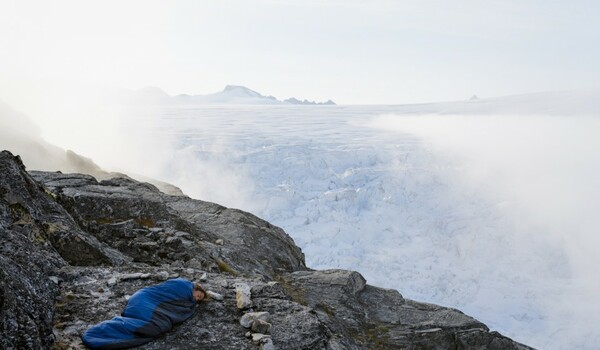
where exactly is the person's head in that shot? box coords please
[193,283,206,302]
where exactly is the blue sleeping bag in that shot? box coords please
[81,278,196,349]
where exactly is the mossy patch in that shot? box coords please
[95,218,115,225]
[135,217,155,228]
[215,257,238,276]
[34,234,46,244]
[352,325,392,350]
[275,276,307,306]
[9,202,28,217]
[45,222,65,235]
[94,217,155,228]
[316,302,336,317]
[43,187,57,200]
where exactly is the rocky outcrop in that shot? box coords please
[0,150,533,349]
[0,151,126,349]
[29,170,306,279]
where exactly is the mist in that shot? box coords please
[369,113,600,348]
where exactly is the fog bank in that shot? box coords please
[369,113,600,349]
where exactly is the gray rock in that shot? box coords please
[120,273,143,280]
[235,283,253,309]
[155,271,169,281]
[198,271,207,281]
[252,333,271,345]
[240,312,270,328]
[260,338,276,350]
[272,269,533,350]
[251,319,272,334]
[165,236,180,245]
[186,258,203,270]
[206,290,223,301]
[138,241,158,248]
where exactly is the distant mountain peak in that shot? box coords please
[223,85,253,92]
[137,86,170,98]
[131,85,334,105]
[222,85,263,98]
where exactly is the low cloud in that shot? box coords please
[369,113,600,349]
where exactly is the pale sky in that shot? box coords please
[1,0,599,104]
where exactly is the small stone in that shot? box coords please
[251,333,271,345]
[107,277,117,286]
[251,319,272,334]
[120,273,143,281]
[165,237,181,244]
[206,291,224,301]
[174,231,190,238]
[186,258,203,269]
[215,239,224,245]
[260,339,276,350]
[245,331,252,338]
[156,271,169,281]
[76,276,94,284]
[198,271,208,281]
[235,283,252,309]
[138,241,158,248]
[170,260,184,268]
[240,311,270,328]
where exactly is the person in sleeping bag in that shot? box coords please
[81,278,206,349]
